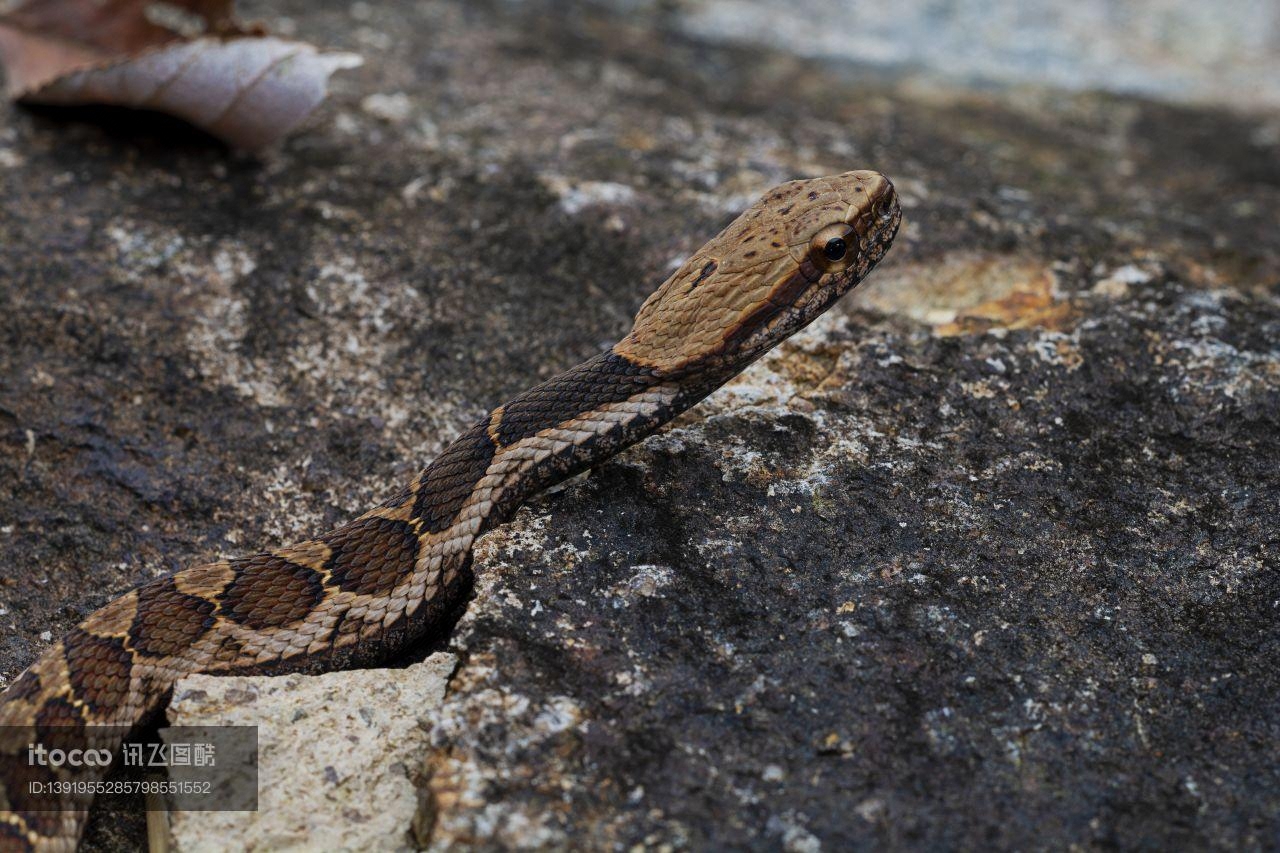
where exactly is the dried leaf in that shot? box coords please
[0,0,361,149]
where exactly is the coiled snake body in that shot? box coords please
[0,171,900,851]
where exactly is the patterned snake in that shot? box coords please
[0,170,900,851]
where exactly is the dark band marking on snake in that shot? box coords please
[0,171,900,851]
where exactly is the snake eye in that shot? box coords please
[809,223,855,271]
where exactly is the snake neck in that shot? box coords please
[411,348,694,545]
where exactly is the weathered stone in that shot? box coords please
[427,282,1280,849]
[162,654,456,852]
[0,1,1275,851]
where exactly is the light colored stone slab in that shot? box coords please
[163,654,457,852]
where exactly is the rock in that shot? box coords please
[0,0,1276,851]
[662,0,1280,109]
[424,278,1280,849]
[539,174,639,216]
[161,654,456,852]
[360,93,414,124]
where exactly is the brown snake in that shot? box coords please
[0,171,900,851]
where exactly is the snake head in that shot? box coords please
[617,170,900,376]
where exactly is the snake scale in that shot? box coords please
[0,171,900,851]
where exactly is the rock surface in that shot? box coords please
[0,0,1276,851]
[162,654,456,852]
[659,0,1280,109]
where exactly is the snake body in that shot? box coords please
[0,171,900,851]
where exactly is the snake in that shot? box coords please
[0,170,900,851]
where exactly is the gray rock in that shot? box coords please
[426,279,1280,849]
[0,0,1275,851]
[657,0,1280,109]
